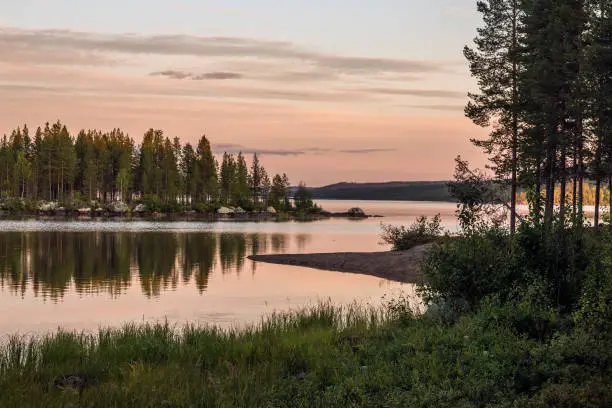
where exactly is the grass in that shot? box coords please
[1,299,610,407]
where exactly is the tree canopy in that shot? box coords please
[0,122,301,212]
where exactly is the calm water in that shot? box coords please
[0,200,457,335]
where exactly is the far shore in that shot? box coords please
[248,244,432,284]
[0,210,383,222]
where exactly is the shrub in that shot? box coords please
[572,230,612,333]
[194,202,220,214]
[419,226,515,308]
[380,214,442,251]
[420,219,603,312]
[0,197,26,212]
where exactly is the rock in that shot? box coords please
[133,203,147,213]
[217,207,234,215]
[347,207,366,217]
[54,372,93,395]
[234,207,246,214]
[56,207,66,212]
[38,201,58,212]
[77,208,91,214]
[95,207,104,213]
[110,201,129,213]
[266,206,277,214]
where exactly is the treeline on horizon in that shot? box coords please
[308,181,457,202]
[0,121,311,213]
[464,0,611,230]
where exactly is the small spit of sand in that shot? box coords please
[248,244,432,284]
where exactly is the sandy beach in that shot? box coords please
[248,244,432,284]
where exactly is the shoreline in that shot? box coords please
[0,211,382,222]
[248,244,432,284]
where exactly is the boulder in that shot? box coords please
[234,207,246,214]
[266,206,277,214]
[38,201,58,212]
[347,207,367,217]
[77,208,91,214]
[133,204,147,213]
[111,202,129,213]
[217,207,234,215]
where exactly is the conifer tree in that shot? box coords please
[234,153,250,207]
[219,153,236,205]
[521,0,587,226]
[195,135,218,203]
[465,0,524,233]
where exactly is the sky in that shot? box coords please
[0,0,489,186]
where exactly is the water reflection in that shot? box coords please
[0,231,299,301]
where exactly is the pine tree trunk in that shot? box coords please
[48,160,52,201]
[594,135,603,229]
[544,132,556,227]
[577,120,584,224]
[572,146,577,216]
[594,178,601,230]
[511,51,518,233]
[609,176,612,231]
[559,147,567,222]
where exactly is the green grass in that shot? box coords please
[1,300,610,407]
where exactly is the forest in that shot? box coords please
[0,122,312,213]
[464,0,612,230]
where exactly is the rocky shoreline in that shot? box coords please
[0,200,382,221]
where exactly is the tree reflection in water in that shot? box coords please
[0,231,304,300]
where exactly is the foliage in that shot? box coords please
[1,291,611,408]
[464,0,612,231]
[449,156,511,232]
[267,173,292,212]
[420,219,603,311]
[0,122,299,214]
[419,226,515,308]
[293,182,317,213]
[380,215,443,251]
[464,0,523,233]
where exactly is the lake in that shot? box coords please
[0,200,458,335]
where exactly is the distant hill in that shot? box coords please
[302,181,456,202]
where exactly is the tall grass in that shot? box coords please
[1,296,610,407]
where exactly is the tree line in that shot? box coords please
[0,121,310,212]
[465,0,611,231]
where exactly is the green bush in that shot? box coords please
[420,219,604,312]
[572,230,612,333]
[380,215,442,251]
[0,197,26,212]
[419,226,515,308]
[194,202,219,214]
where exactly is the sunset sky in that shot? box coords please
[0,0,489,186]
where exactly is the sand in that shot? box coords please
[248,244,432,284]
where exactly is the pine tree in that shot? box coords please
[268,173,291,211]
[234,153,250,207]
[181,143,197,204]
[521,0,587,226]
[465,0,524,233]
[250,153,263,205]
[195,135,218,203]
[585,0,612,228]
[294,181,313,212]
[219,153,236,205]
